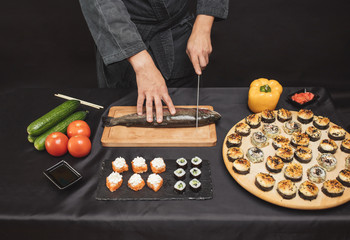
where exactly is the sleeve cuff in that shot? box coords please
[102,42,147,65]
[197,7,228,20]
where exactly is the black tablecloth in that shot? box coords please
[1,87,349,240]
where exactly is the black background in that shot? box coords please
[1,1,349,97]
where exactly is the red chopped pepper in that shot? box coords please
[291,92,315,104]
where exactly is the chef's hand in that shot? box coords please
[128,50,176,123]
[186,15,215,75]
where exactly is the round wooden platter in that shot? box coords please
[222,111,350,210]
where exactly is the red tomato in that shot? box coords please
[67,120,91,138]
[68,135,91,158]
[45,132,69,157]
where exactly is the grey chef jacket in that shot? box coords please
[79,0,229,88]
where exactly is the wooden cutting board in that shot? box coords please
[101,106,218,147]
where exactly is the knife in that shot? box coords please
[196,74,201,128]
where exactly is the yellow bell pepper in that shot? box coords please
[248,78,283,113]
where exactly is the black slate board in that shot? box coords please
[95,158,213,201]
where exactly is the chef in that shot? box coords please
[79,0,229,123]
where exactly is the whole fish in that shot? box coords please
[102,108,221,128]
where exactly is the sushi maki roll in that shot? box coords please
[250,131,269,148]
[283,121,302,135]
[291,132,310,148]
[235,122,251,136]
[227,147,244,162]
[174,180,186,193]
[297,109,314,124]
[176,158,188,169]
[346,156,350,169]
[191,156,202,168]
[262,124,280,139]
[307,165,327,184]
[173,168,186,180]
[106,172,123,192]
[150,157,166,174]
[226,133,242,148]
[337,169,350,187]
[318,139,338,154]
[189,179,201,192]
[131,156,148,173]
[190,167,202,179]
[294,146,313,164]
[305,126,321,142]
[277,108,292,123]
[246,147,264,163]
[299,181,319,201]
[272,135,290,150]
[112,157,129,173]
[265,156,284,173]
[128,173,145,191]
[284,162,303,182]
[322,179,345,198]
[313,116,330,130]
[275,145,294,163]
[277,180,297,199]
[233,158,251,175]
[261,109,276,123]
[328,125,346,141]
[245,113,261,129]
[317,153,337,172]
[147,173,163,192]
[255,172,275,191]
[341,138,350,153]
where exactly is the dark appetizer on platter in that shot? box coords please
[284,162,303,182]
[276,145,294,163]
[277,108,292,122]
[233,158,251,175]
[226,133,242,148]
[245,113,261,128]
[255,172,276,191]
[294,146,313,164]
[265,156,284,173]
[305,126,321,142]
[261,109,276,123]
[272,135,290,150]
[235,122,251,136]
[322,179,345,198]
[337,169,350,187]
[299,181,319,201]
[328,125,346,141]
[227,147,244,162]
[297,109,314,124]
[277,180,297,199]
[313,116,330,130]
[318,139,338,154]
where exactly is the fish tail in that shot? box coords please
[102,116,119,127]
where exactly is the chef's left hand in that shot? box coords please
[186,15,215,75]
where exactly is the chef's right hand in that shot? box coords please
[128,50,176,123]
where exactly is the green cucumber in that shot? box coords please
[34,111,88,151]
[27,100,80,136]
[28,135,37,143]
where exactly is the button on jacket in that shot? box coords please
[79,0,229,83]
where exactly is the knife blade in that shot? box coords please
[196,74,201,128]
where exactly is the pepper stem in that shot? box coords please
[260,84,271,93]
